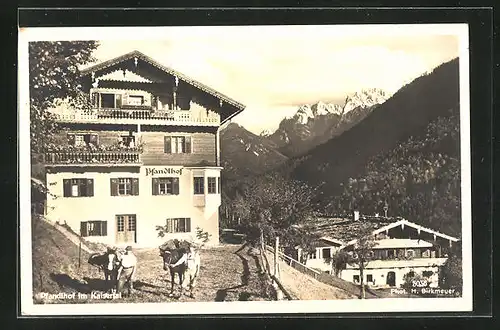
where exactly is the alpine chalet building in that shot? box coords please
[43,50,245,247]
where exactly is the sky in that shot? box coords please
[78,25,461,134]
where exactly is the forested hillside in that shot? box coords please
[329,110,461,237]
[287,58,461,236]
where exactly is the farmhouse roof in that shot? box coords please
[320,236,345,246]
[343,219,460,248]
[80,50,246,111]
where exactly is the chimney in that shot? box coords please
[353,210,360,221]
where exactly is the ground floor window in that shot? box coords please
[366,274,373,283]
[111,178,139,196]
[152,177,180,195]
[81,221,107,237]
[166,218,191,233]
[116,214,136,232]
[207,177,217,194]
[63,178,94,197]
[353,275,360,284]
[194,177,204,195]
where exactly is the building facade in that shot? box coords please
[43,50,245,248]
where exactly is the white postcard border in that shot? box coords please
[18,23,472,316]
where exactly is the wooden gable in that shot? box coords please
[80,50,245,123]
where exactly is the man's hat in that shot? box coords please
[125,246,133,251]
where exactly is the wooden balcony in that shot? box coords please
[53,108,220,126]
[44,151,142,166]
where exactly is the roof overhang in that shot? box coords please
[80,50,246,123]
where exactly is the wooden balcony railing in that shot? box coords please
[53,108,220,125]
[44,152,141,165]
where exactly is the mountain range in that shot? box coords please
[264,88,389,158]
[220,57,461,236]
[220,88,389,180]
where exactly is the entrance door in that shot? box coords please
[386,271,396,286]
[116,214,137,244]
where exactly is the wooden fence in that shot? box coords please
[264,244,375,299]
[259,238,294,300]
[264,244,321,280]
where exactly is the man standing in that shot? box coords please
[117,245,137,296]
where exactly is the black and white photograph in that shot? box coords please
[18,24,472,315]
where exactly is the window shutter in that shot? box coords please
[89,134,99,145]
[173,178,179,195]
[164,136,172,153]
[185,136,192,153]
[166,219,172,233]
[122,93,129,106]
[186,218,191,232]
[115,94,122,108]
[101,221,107,236]
[218,177,221,194]
[132,178,139,195]
[67,134,75,146]
[84,134,91,144]
[80,222,88,237]
[86,179,94,197]
[152,178,158,195]
[110,179,118,196]
[63,179,71,197]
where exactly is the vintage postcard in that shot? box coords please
[19,24,472,315]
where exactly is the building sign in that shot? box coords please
[145,167,183,176]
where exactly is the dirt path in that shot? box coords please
[264,251,356,300]
[35,244,273,304]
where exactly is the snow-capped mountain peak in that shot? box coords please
[343,88,389,113]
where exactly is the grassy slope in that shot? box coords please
[32,218,273,303]
[32,218,93,295]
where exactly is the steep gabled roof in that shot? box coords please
[320,236,345,246]
[342,219,460,248]
[80,50,246,111]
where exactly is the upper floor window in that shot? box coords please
[119,134,136,148]
[194,177,204,195]
[63,179,94,197]
[68,133,99,147]
[128,95,144,106]
[81,221,107,237]
[100,93,120,108]
[152,177,180,195]
[110,178,139,196]
[164,136,191,154]
[207,177,217,194]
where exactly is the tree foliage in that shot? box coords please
[29,41,99,159]
[345,228,377,299]
[227,172,319,251]
[330,110,461,237]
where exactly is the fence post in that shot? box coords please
[78,241,82,269]
[274,237,279,278]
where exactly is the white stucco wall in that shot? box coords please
[340,264,442,288]
[45,165,221,247]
